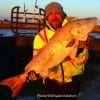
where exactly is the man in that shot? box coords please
[28,2,89,100]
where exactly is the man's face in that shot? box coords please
[47,12,63,30]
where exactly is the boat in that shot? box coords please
[0,3,100,99]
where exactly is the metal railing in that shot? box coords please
[11,6,45,36]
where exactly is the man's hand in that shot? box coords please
[26,71,41,83]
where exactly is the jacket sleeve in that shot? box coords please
[33,33,45,56]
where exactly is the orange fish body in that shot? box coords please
[25,17,97,78]
[0,17,97,97]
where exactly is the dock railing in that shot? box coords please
[11,6,45,36]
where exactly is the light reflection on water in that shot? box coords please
[90,32,100,39]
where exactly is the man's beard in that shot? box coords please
[50,18,62,29]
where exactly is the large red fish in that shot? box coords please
[0,17,97,97]
[25,17,97,78]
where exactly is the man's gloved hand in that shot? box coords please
[26,71,41,83]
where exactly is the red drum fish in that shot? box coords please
[0,17,97,97]
[25,17,97,78]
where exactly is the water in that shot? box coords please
[90,32,100,39]
[0,28,100,38]
[0,28,38,37]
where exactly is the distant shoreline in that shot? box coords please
[0,21,44,29]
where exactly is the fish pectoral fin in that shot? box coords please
[66,38,75,47]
